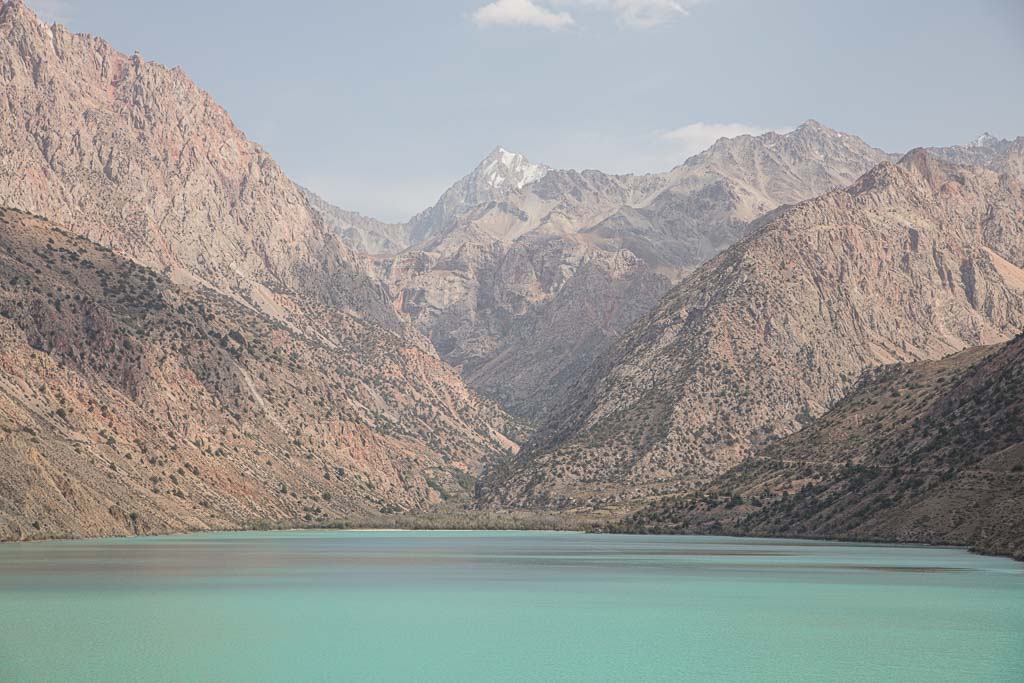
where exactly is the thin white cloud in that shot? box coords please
[661,122,784,158]
[568,1,696,28]
[471,0,705,30]
[472,0,575,30]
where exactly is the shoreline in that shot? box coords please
[3,523,1019,565]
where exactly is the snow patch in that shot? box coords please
[478,148,549,191]
[968,133,997,148]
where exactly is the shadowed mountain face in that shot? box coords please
[0,210,521,540]
[332,123,892,420]
[0,0,522,538]
[479,151,1024,510]
[620,332,1024,561]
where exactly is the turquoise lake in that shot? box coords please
[0,531,1022,682]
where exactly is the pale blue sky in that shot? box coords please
[27,0,1024,221]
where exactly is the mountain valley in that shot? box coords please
[0,0,1020,560]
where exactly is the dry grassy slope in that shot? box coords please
[481,151,1024,510]
[0,209,521,540]
[621,333,1024,560]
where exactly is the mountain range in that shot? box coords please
[480,148,1024,509]
[0,0,1021,556]
[310,122,892,419]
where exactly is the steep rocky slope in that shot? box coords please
[480,151,1024,509]
[377,125,890,418]
[620,333,1024,560]
[0,0,393,334]
[0,209,519,540]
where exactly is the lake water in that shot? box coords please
[0,531,1021,682]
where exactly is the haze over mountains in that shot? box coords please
[0,0,1020,556]
[309,121,893,418]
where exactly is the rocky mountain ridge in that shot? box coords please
[340,123,893,419]
[927,133,1024,177]
[299,186,411,256]
[479,150,1024,509]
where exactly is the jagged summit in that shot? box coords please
[794,118,828,132]
[0,0,52,31]
[684,119,882,168]
[405,146,551,244]
[475,146,550,191]
[969,132,1000,147]
[925,132,1019,176]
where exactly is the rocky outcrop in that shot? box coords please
[480,151,1024,509]
[620,333,1024,561]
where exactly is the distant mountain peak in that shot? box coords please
[797,118,827,131]
[791,119,846,139]
[968,132,1000,148]
[475,146,549,191]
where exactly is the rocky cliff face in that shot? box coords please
[480,151,1024,509]
[376,124,890,419]
[0,209,521,540]
[621,333,1024,560]
[0,0,398,334]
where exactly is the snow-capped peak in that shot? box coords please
[477,146,549,191]
[967,132,998,148]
